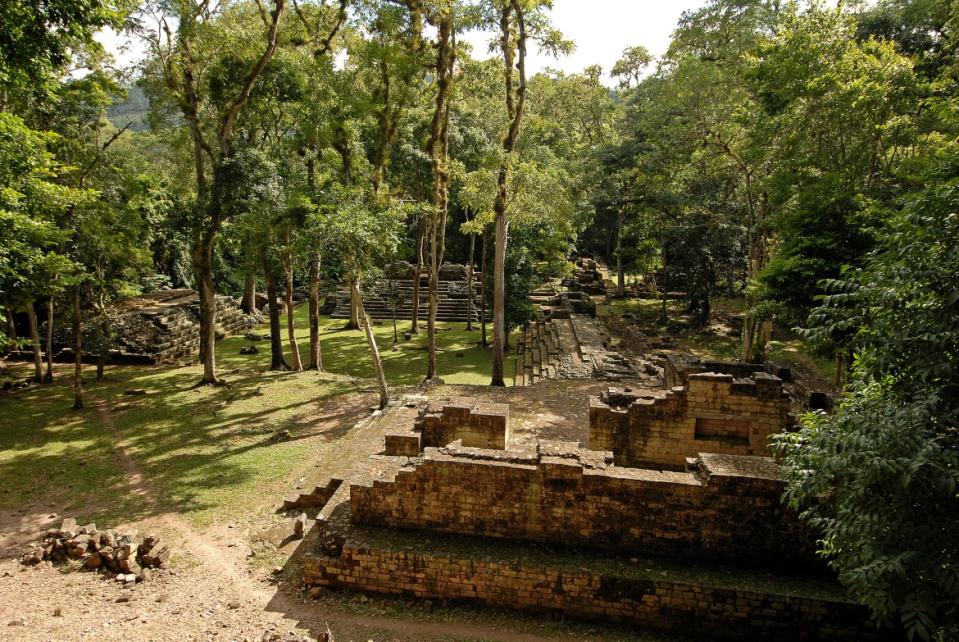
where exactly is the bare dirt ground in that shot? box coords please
[0,375,662,642]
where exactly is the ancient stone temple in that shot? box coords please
[327,262,486,323]
[296,383,896,641]
[51,289,247,364]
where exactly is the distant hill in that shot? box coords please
[107,84,150,132]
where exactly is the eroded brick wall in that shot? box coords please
[589,372,793,468]
[350,445,813,565]
[303,544,879,642]
[414,397,510,450]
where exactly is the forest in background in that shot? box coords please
[1,0,957,639]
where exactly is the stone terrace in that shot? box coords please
[298,394,892,641]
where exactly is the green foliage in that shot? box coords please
[0,0,127,95]
[777,158,959,640]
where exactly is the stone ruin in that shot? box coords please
[20,518,170,587]
[327,262,486,323]
[47,289,248,365]
[589,371,794,469]
[562,256,607,296]
[296,383,894,641]
[514,285,659,386]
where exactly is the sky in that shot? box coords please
[461,0,708,83]
[97,0,709,86]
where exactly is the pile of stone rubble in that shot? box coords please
[19,518,170,585]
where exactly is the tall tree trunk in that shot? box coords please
[424,11,455,383]
[5,308,16,341]
[352,279,389,409]
[71,287,83,410]
[262,250,290,371]
[480,226,488,347]
[345,279,360,330]
[491,0,527,387]
[411,220,425,334]
[25,301,42,383]
[308,252,323,371]
[96,278,108,381]
[44,297,54,382]
[241,264,256,314]
[284,230,302,371]
[616,208,625,297]
[466,228,475,331]
[193,231,219,384]
[491,214,508,386]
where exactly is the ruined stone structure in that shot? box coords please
[561,256,607,295]
[383,397,509,456]
[351,444,812,565]
[327,263,486,323]
[48,289,247,365]
[299,394,892,641]
[589,373,794,469]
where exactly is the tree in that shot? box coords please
[140,0,339,384]
[776,157,959,641]
[611,45,651,90]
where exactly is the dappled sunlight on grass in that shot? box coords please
[0,308,511,528]
[217,308,512,387]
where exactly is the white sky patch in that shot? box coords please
[95,0,709,84]
[462,0,708,84]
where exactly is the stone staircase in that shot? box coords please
[329,277,488,323]
[515,320,564,386]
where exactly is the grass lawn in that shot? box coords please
[0,309,511,528]
[220,306,512,387]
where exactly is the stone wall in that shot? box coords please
[303,537,881,642]
[350,443,813,565]
[589,372,794,468]
[383,398,509,456]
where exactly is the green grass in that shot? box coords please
[0,309,511,527]
[221,307,513,387]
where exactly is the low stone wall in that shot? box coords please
[384,398,509,456]
[303,534,883,642]
[351,442,813,565]
[589,373,794,468]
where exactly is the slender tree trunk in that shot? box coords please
[6,308,16,341]
[353,279,389,409]
[491,0,527,387]
[262,251,290,371]
[44,297,54,382]
[96,279,108,381]
[424,12,455,382]
[616,208,625,297]
[71,287,83,410]
[742,315,756,363]
[25,301,42,383]
[480,227,488,347]
[759,319,772,362]
[193,231,219,384]
[411,220,425,334]
[308,252,323,372]
[345,279,360,330]
[426,218,441,380]
[241,265,256,314]
[284,230,302,371]
[491,214,508,386]
[466,229,475,331]
[660,258,669,324]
